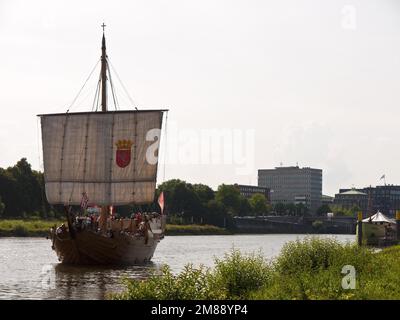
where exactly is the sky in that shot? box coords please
[1,0,400,196]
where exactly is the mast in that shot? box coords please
[100,23,109,233]
[101,23,108,112]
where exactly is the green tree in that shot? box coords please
[0,158,51,218]
[285,203,297,216]
[295,203,309,216]
[0,168,19,216]
[274,202,286,215]
[238,196,252,216]
[215,184,242,216]
[316,204,332,216]
[330,205,353,217]
[349,205,361,217]
[249,193,267,216]
[206,199,228,226]
[0,195,5,217]
[8,158,43,215]
[192,184,215,204]
[157,179,203,218]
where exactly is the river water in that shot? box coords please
[0,234,354,300]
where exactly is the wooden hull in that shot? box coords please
[50,229,161,265]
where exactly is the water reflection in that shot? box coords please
[50,263,158,300]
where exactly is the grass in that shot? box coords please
[165,224,231,235]
[0,219,64,237]
[111,237,400,300]
[110,249,270,300]
[0,219,230,237]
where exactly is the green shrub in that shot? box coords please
[112,249,271,300]
[274,237,371,275]
[312,220,324,232]
[252,237,379,300]
[112,239,400,300]
[13,224,29,236]
[111,264,224,300]
[213,249,271,299]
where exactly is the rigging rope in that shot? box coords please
[92,75,102,112]
[162,111,168,183]
[108,59,138,109]
[66,59,100,113]
[107,61,119,110]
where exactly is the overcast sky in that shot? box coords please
[1,0,400,195]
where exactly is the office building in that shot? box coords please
[258,166,322,214]
[234,184,270,201]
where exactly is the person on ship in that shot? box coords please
[141,216,152,245]
[134,212,142,227]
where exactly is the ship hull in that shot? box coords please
[50,229,160,265]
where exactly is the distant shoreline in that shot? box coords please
[0,219,353,237]
[0,219,231,237]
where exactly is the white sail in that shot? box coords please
[40,110,163,205]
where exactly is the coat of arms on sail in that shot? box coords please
[115,139,133,168]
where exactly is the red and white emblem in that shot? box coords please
[115,139,133,168]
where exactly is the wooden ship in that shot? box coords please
[40,26,167,265]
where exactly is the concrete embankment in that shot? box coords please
[233,216,356,234]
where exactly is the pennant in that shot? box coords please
[158,192,165,215]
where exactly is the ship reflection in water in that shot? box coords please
[52,263,156,300]
[0,234,354,299]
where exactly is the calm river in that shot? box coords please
[0,234,354,300]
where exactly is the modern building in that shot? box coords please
[234,184,270,201]
[321,195,334,206]
[258,166,322,214]
[337,185,400,217]
[333,189,368,214]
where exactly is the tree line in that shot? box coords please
[1,159,354,226]
[0,159,272,225]
[0,158,50,218]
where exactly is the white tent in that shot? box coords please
[362,211,396,224]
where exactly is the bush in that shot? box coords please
[274,237,371,275]
[13,224,29,236]
[253,237,377,300]
[312,220,324,232]
[213,249,271,299]
[112,249,271,300]
[112,239,400,300]
[111,265,223,300]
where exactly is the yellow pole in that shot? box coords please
[357,212,363,246]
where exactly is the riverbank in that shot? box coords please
[0,219,230,237]
[165,224,231,235]
[112,237,400,300]
[0,219,63,237]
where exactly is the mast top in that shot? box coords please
[100,23,107,112]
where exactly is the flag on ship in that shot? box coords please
[158,191,165,215]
